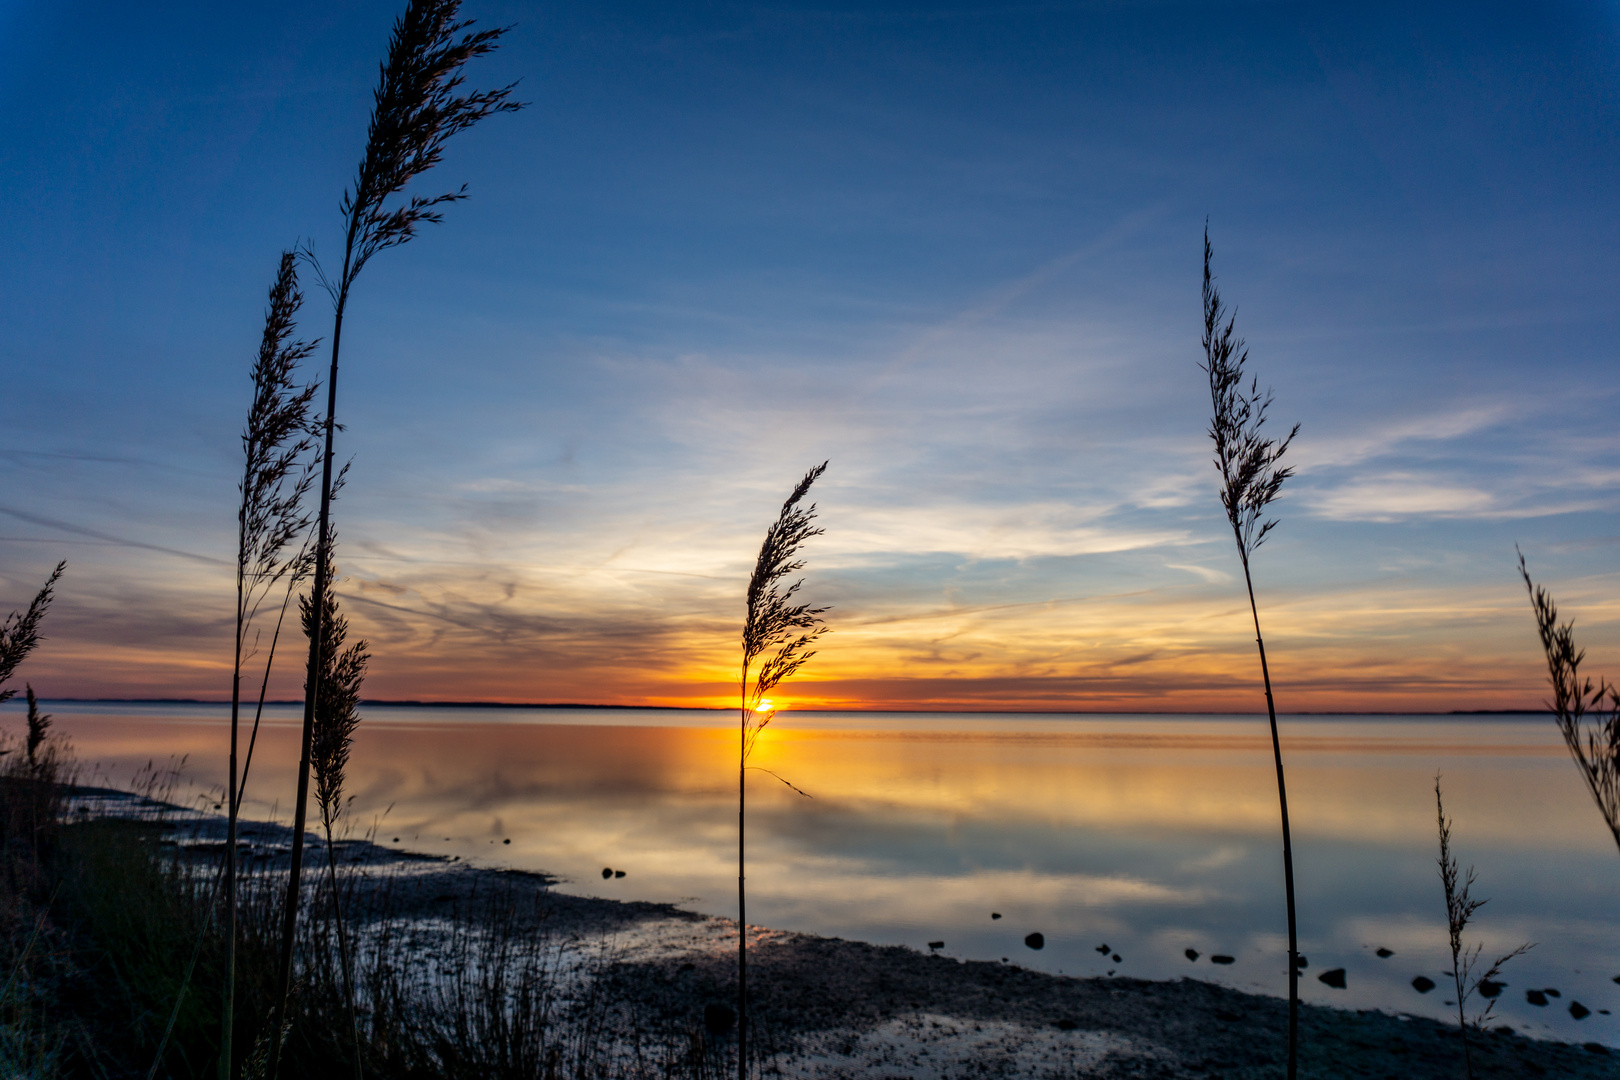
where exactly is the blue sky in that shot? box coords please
[2,0,1618,708]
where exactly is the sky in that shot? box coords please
[1,0,1618,712]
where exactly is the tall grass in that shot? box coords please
[0,563,65,702]
[1434,773,1531,1080]
[1199,229,1302,1079]
[1517,550,1620,855]
[225,249,320,1077]
[269,3,522,1072]
[737,462,829,1080]
[303,543,369,1077]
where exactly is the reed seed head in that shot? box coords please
[331,0,524,295]
[0,562,64,705]
[741,463,830,756]
[1202,229,1299,563]
[303,538,369,830]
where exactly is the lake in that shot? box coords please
[13,701,1617,1047]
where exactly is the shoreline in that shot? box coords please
[118,792,1616,1079]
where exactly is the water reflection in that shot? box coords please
[19,702,1620,1046]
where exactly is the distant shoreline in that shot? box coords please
[9,698,1552,717]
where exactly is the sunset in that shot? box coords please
[1,1,1617,1077]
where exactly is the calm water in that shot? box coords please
[13,702,1618,1045]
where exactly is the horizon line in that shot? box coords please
[7,697,1553,717]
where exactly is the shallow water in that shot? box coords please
[17,702,1620,1046]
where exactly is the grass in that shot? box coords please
[1200,228,1303,1080]
[737,462,829,1080]
[226,247,320,1079]
[270,4,523,1072]
[1518,550,1620,855]
[1434,773,1532,1080]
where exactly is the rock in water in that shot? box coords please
[1095,943,1110,954]
[1526,990,1549,1007]
[704,1003,736,1035]
[1477,980,1505,999]
[1294,955,1308,969]
[991,912,1002,920]
[1025,932,1045,950]
[1185,949,1200,961]
[1055,1018,1078,1031]
[1571,1001,1591,1020]
[927,941,944,950]
[1412,976,1436,993]
[1318,968,1347,989]
[1111,954,1121,963]
[1544,987,1562,998]
[1211,955,1235,965]
[602,867,613,879]
[1376,947,1394,958]
[614,869,626,878]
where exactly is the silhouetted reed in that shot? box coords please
[270,3,522,1071]
[1200,229,1303,1078]
[225,249,320,1073]
[0,562,64,702]
[302,543,369,1076]
[736,462,829,1080]
[1435,773,1531,1079]
[1518,550,1620,855]
[23,686,49,767]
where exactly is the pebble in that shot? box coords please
[1527,990,1548,1007]
[602,867,613,879]
[1111,953,1122,963]
[1376,948,1394,958]
[1025,933,1045,950]
[991,912,1001,920]
[1478,980,1504,999]
[1185,949,1200,961]
[1412,976,1436,993]
[614,869,626,878]
[927,941,944,950]
[1318,968,1347,989]
[1211,955,1235,965]
[1571,1002,1591,1020]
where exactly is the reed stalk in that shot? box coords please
[1434,773,1531,1079]
[1517,550,1620,855]
[267,5,521,1074]
[224,251,319,1079]
[302,542,369,1078]
[737,462,829,1080]
[1199,229,1302,1079]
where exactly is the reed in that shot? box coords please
[23,686,49,767]
[302,541,369,1078]
[1434,773,1531,1079]
[1517,550,1620,855]
[0,562,65,702]
[269,3,522,1073]
[1199,228,1302,1079]
[737,462,829,1080]
[224,250,320,1078]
